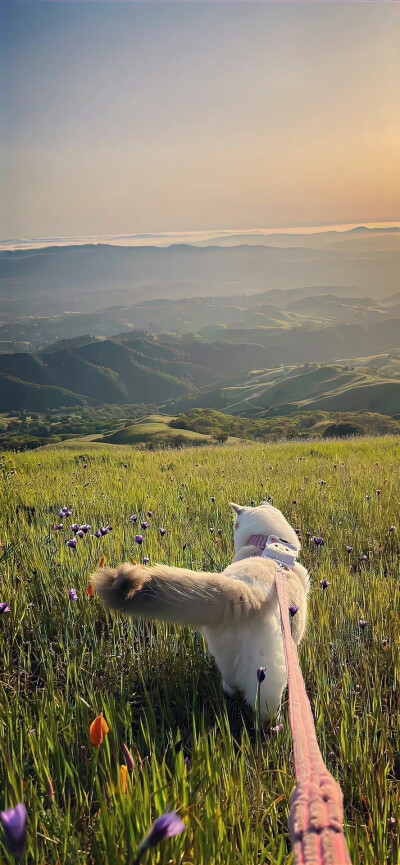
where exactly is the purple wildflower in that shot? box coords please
[59,507,73,517]
[129,515,138,523]
[65,538,77,549]
[289,605,299,617]
[291,500,296,505]
[272,723,284,733]
[376,489,381,496]
[79,524,91,534]
[0,803,27,860]
[121,741,135,772]
[140,521,149,531]
[358,619,367,630]
[138,811,186,857]
[0,603,11,614]
[359,554,368,562]
[147,510,153,518]
[346,545,353,554]
[93,530,101,538]
[53,524,63,531]
[76,530,84,539]
[313,536,324,546]
[71,523,80,533]
[320,579,330,590]
[100,525,112,536]
[389,525,396,533]
[159,528,167,536]
[68,588,78,602]
[257,666,266,683]
[143,557,150,565]
[134,534,144,545]
[210,496,216,502]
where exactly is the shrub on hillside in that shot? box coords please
[322,422,365,438]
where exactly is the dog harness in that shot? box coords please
[248,533,298,569]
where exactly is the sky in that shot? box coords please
[1,1,399,240]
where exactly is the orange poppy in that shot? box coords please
[89,713,109,747]
[119,764,128,794]
[98,556,106,568]
[86,583,95,597]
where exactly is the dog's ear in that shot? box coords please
[230,502,246,515]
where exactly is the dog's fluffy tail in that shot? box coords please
[91,563,265,629]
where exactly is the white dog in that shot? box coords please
[92,501,309,719]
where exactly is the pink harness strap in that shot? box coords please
[249,535,352,865]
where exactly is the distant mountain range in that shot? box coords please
[2,224,399,251]
[1,285,400,351]
[1,230,399,418]
[1,227,399,326]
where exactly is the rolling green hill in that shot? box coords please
[167,361,400,418]
[0,339,198,411]
[102,414,215,447]
[1,327,400,419]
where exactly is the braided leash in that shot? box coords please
[274,567,352,865]
[248,535,351,863]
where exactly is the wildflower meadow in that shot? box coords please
[0,438,399,864]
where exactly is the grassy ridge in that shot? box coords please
[103,415,213,446]
[0,439,399,864]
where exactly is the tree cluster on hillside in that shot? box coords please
[0,404,149,451]
[169,408,400,442]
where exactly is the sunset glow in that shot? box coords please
[1,1,399,239]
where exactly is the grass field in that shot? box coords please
[0,438,399,864]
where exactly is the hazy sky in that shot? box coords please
[1,1,399,239]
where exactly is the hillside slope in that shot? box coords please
[1,329,400,416]
[0,338,195,411]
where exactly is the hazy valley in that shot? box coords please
[1,229,399,446]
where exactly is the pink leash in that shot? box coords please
[249,536,352,864]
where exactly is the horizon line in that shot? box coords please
[1,221,400,252]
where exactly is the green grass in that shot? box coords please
[0,438,399,864]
